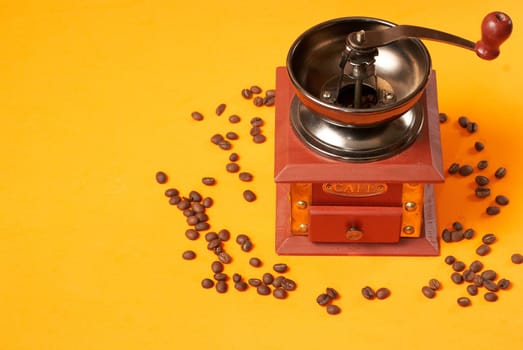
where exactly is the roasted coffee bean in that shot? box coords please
[442,229,451,242]
[281,278,297,291]
[458,165,474,176]
[195,222,210,231]
[376,288,391,300]
[182,209,195,217]
[155,171,168,184]
[189,190,202,202]
[326,287,339,299]
[253,134,267,144]
[445,255,456,265]
[213,246,224,255]
[273,288,288,299]
[476,244,491,256]
[467,122,478,133]
[273,263,288,273]
[216,280,228,293]
[202,177,216,186]
[458,116,469,128]
[475,187,491,198]
[448,163,460,174]
[218,140,232,150]
[464,228,475,239]
[326,305,341,315]
[177,198,191,210]
[218,229,230,241]
[262,273,274,285]
[253,96,264,106]
[482,233,496,244]
[241,88,252,99]
[215,103,226,116]
[486,206,500,216]
[451,272,464,284]
[452,261,466,272]
[214,273,228,281]
[498,278,511,290]
[250,117,264,127]
[272,276,285,288]
[463,269,476,282]
[250,85,262,94]
[191,202,205,213]
[235,234,249,245]
[182,250,196,260]
[439,112,448,123]
[484,292,498,302]
[196,213,209,224]
[248,278,262,287]
[229,114,241,123]
[473,275,484,287]
[467,284,478,296]
[257,285,271,296]
[185,229,199,240]
[495,195,509,206]
[250,126,261,136]
[226,163,240,173]
[477,160,489,170]
[234,281,248,291]
[470,260,483,273]
[474,141,485,151]
[249,257,262,267]
[202,197,214,208]
[164,188,179,197]
[264,96,275,106]
[201,278,214,289]
[243,190,257,202]
[362,286,376,300]
[422,286,436,298]
[239,172,253,182]
[229,152,239,162]
[211,261,224,274]
[481,270,497,281]
[186,216,199,225]
[266,89,276,97]
[494,167,507,179]
[483,280,499,292]
[232,273,242,283]
[211,133,224,144]
[205,232,219,242]
[511,253,523,264]
[452,221,463,231]
[218,251,232,264]
[316,293,331,306]
[241,239,253,252]
[191,111,204,121]
[428,279,441,291]
[457,297,471,307]
[451,230,464,242]
[475,175,490,186]
[168,195,181,205]
[226,131,239,140]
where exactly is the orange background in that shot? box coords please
[1,1,522,349]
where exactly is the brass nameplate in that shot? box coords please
[322,183,387,197]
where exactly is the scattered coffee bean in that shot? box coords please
[253,134,267,144]
[376,288,391,300]
[177,199,190,210]
[182,209,195,217]
[186,216,199,225]
[262,273,274,285]
[457,297,471,307]
[232,273,242,283]
[250,117,264,127]
[475,187,491,198]
[439,112,448,123]
[234,281,248,291]
[442,229,451,242]
[273,263,288,273]
[458,165,473,176]
[211,261,224,274]
[188,191,202,202]
[241,88,252,99]
[326,287,339,299]
[422,286,436,298]
[511,253,523,264]
[467,122,478,133]
[226,163,240,173]
[201,278,214,289]
[241,239,253,252]
[495,195,509,206]
[482,233,496,245]
[316,293,331,306]
[483,279,499,292]
[265,89,276,97]
[218,251,232,264]
[195,222,210,231]
[248,278,262,287]
[155,171,168,184]
[191,111,204,121]
[498,278,510,290]
[264,96,275,106]
[214,273,228,281]
[451,230,464,242]
[484,292,498,302]
[470,260,483,273]
[464,228,475,239]
[205,232,219,242]
[253,96,264,106]
[473,275,484,287]
[226,131,239,140]
[250,85,262,94]
[182,250,196,260]
[445,255,456,265]
[458,116,469,128]
[361,286,375,300]
[235,234,249,245]
[452,261,466,272]
[452,221,463,231]
[215,103,226,116]
[229,153,239,162]
[249,257,262,267]
[202,197,214,208]
[486,206,500,216]
[272,276,284,288]
[474,141,484,151]
[477,160,489,170]
[448,163,460,174]
[257,285,271,295]
[185,229,199,240]
[481,270,497,281]
[476,244,491,256]
[451,272,464,284]
[428,278,441,291]
[164,188,179,197]
[475,175,490,186]
[463,269,475,282]
[250,126,261,136]
[494,167,506,179]
[243,190,257,202]
[218,140,232,150]
[239,172,253,182]
[326,305,341,315]
[218,229,230,241]
[228,114,241,123]
[211,133,224,144]
[216,280,228,293]
[168,195,181,205]
[281,278,297,291]
[467,284,478,296]
[202,177,216,186]
[273,288,288,299]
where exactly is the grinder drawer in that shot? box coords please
[308,205,402,243]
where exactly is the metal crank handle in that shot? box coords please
[347,12,512,60]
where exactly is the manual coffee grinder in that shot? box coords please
[274,12,512,255]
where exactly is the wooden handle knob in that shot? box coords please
[475,12,513,60]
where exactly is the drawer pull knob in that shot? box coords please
[346,226,363,240]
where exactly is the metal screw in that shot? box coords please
[298,224,308,233]
[346,227,363,240]
[404,201,417,212]
[322,91,332,99]
[403,225,415,235]
[296,200,308,209]
[355,30,366,44]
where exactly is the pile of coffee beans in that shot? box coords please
[441,221,475,243]
[361,286,391,300]
[421,278,441,298]
[249,117,267,144]
[316,287,341,315]
[241,85,275,107]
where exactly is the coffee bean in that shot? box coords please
[234,281,248,291]
[326,305,341,315]
[448,163,460,174]
[155,171,168,184]
[211,133,224,144]
[205,232,218,242]
[484,292,498,302]
[483,280,498,292]
[218,229,230,242]
[218,140,232,150]
[429,279,441,291]
[457,297,471,307]
[272,276,285,288]
[226,163,240,173]
[495,195,509,206]
[253,134,267,144]
[186,216,199,225]
[226,131,239,140]
[196,213,209,224]
[464,228,475,239]
[182,250,196,260]
[264,96,275,106]
[422,286,436,298]
[467,122,478,133]
[316,293,331,306]
[211,261,224,273]
[262,273,274,285]
[253,96,264,106]
[467,284,478,296]
[376,288,390,300]
[452,261,466,272]
[250,117,264,127]
[273,263,288,273]
[214,273,228,281]
[482,233,496,244]
[201,278,214,289]
[463,270,475,282]
[481,270,497,281]
[439,112,448,123]
[250,85,262,94]
[164,188,179,197]
[451,230,464,242]
[486,206,500,216]
[498,278,510,290]
[241,239,253,252]
[476,244,491,256]
[202,197,214,208]
[273,288,288,299]
[494,167,507,179]
[475,175,490,186]
[458,165,473,176]
[474,141,484,151]
[243,190,257,202]
[470,260,483,273]
[236,234,249,245]
[215,103,226,116]
[249,257,262,267]
[185,229,199,240]
[473,275,484,287]
[232,273,242,283]
[182,209,195,217]
[241,88,252,99]
[511,253,523,264]
[281,278,297,291]
[213,246,223,255]
[248,278,262,287]
[192,202,205,213]
[444,255,456,265]
[218,251,232,264]
[477,160,489,170]
[195,222,210,231]
[257,285,271,295]
[239,172,253,182]
[451,272,464,284]
[250,126,261,136]
[189,191,202,202]
[475,187,491,198]
[229,153,239,162]
[229,114,241,123]
[326,287,339,299]
[362,286,376,300]
[266,89,276,98]
[168,195,181,205]
[191,111,204,121]
[216,280,228,293]
[452,221,463,231]
[442,229,451,242]
[202,177,216,186]
[458,116,469,128]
